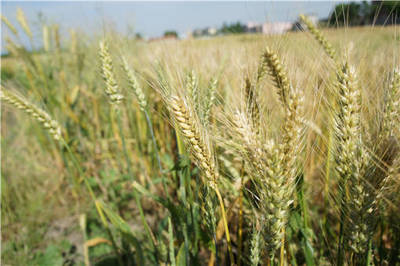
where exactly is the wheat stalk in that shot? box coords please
[0,88,62,141]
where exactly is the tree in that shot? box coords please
[219,21,246,34]
[163,30,178,38]
[328,1,399,27]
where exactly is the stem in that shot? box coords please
[366,238,372,266]
[280,229,285,266]
[115,108,132,174]
[144,110,169,199]
[238,163,244,266]
[61,139,123,266]
[115,107,159,258]
[214,185,234,265]
[337,177,348,266]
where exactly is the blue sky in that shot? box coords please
[1,1,338,52]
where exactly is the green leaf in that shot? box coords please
[176,243,186,266]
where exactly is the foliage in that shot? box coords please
[328,0,400,26]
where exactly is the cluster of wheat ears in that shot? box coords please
[1,10,400,266]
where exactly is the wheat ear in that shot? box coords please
[334,62,371,256]
[300,14,337,62]
[16,8,32,40]
[1,15,18,36]
[170,96,217,182]
[187,70,200,114]
[250,227,261,266]
[0,88,62,141]
[382,68,400,138]
[122,57,147,111]
[233,112,291,254]
[244,77,261,134]
[202,77,217,128]
[169,95,234,263]
[263,47,290,105]
[99,41,124,104]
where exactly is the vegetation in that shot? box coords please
[219,21,247,34]
[327,1,400,26]
[164,30,178,38]
[1,9,400,266]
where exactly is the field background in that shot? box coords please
[1,16,400,266]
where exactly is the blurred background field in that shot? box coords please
[1,2,400,266]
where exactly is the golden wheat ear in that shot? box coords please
[0,88,62,141]
[169,95,217,183]
[262,47,290,105]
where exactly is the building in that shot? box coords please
[246,22,263,33]
[262,22,293,34]
[191,27,218,38]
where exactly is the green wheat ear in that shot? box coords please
[0,88,62,141]
[122,57,147,111]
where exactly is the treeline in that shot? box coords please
[326,1,399,26]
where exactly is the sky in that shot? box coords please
[1,1,339,52]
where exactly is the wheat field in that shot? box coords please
[1,8,400,266]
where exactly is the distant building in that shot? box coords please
[246,22,263,33]
[262,22,293,34]
[191,26,218,38]
[245,21,292,35]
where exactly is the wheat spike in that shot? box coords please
[300,14,337,62]
[1,15,18,36]
[1,89,62,141]
[42,25,50,52]
[122,57,147,111]
[250,227,261,266]
[99,40,124,104]
[16,8,32,39]
[382,68,400,138]
[202,77,217,128]
[187,70,200,114]
[334,62,371,254]
[233,111,292,253]
[244,77,261,134]
[263,47,290,105]
[169,95,217,183]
